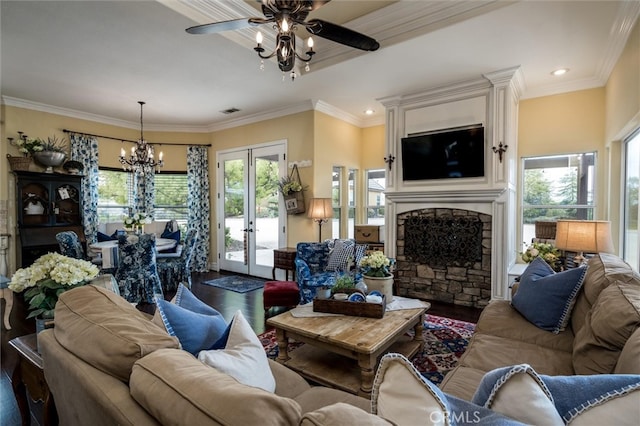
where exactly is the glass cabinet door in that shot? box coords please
[20,182,50,226]
[54,183,81,225]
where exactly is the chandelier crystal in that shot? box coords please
[254,15,315,81]
[119,101,164,174]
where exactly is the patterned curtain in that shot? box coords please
[187,146,210,272]
[69,133,99,243]
[133,171,155,217]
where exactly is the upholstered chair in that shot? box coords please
[157,229,199,292]
[295,239,366,304]
[55,231,86,259]
[115,233,163,304]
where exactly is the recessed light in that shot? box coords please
[552,68,569,76]
[364,109,375,115]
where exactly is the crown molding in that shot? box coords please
[520,76,605,100]
[2,96,210,133]
[595,1,640,84]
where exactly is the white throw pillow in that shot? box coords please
[198,310,276,392]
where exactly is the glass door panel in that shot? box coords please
[217,143,286,278]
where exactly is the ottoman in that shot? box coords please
[263,280,300,311]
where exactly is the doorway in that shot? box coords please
[217,142,287,278]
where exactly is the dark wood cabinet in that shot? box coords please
[14,171,85,267]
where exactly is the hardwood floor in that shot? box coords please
[0,270,482,425]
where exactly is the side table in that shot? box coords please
[273,247,297,280]
[9,333,58,426]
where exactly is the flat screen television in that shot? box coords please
[401,125,485,181]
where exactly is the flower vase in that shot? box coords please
[363,275,394,302]
[35,316,55,353]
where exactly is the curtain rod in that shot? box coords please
[62,129,211,147]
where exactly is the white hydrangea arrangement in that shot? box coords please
[123,212,152,230]
[9,253,99,319]
[358,251,394,277]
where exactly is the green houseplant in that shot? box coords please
[358,251,395,302]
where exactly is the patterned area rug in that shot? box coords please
[203,276,266,293]
[258,313,475,385]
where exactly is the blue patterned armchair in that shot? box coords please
[55,231,85,259]
[295,240,366,304]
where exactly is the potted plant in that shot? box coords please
[332,274,356,295]
[278,165,307,214]
[32,135,67,172]
[358,251,395,301]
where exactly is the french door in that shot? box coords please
[217,142,286,278]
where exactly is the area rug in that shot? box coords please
[203,276,266,293]
[258,313,475,385]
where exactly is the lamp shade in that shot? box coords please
[555,220,614,253]
[307,198,333,220]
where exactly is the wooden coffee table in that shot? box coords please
[266,305,429,397]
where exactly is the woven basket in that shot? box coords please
[6,154,31,171]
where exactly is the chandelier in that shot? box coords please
[119,101,164,174]
[254,15,314,81]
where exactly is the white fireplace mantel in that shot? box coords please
[381,67,523,304]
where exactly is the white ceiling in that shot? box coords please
[1,1,638,133]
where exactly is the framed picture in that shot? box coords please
[285,198,298,211]
[284,192,305,215]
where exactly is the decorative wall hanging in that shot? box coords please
[279,164,306,215]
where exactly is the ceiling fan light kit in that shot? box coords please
[186,0,379,81]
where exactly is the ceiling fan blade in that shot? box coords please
[307,0,331,12]
[186,18,258,35]
[305,19,379,51]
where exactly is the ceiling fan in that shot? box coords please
[186,0,379,76]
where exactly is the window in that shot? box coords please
[366,169,385,225]
[332,166,342,239]
[97,169,188,224]
[521,153,596,244]
[623,131,639,270]
[154,172,188,222]
[347,168,356,239]
[97,169,133,223]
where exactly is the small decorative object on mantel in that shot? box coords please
[279,164,307,215]
[492,141,508,163]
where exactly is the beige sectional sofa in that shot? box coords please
[441,253,640,400]
[40,253,640,424]
[39,285,385,426]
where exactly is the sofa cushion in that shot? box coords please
[571,253,639,335]
[371,354,523,425]
[474,300,574,353]
[615,327,640,374]
[294,386,370,415]
[54,285,179,382]
[573,280,640,374]
[456,332,575,377]
[131,349,301,426]
[198,310,276,392]
[473,364,640,425]
[471,364,564,425]
[300,403,392,426]
[511,258,587,333]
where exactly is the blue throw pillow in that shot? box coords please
[97,231,116,242]
[511,257,588,333]
[154,285,228,355]
[160,229,180,253]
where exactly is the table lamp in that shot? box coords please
[307,198,333,242]
[555,220,614,265]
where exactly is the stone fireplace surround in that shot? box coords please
[396,207,492,308]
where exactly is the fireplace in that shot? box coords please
[396,208,491,308]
